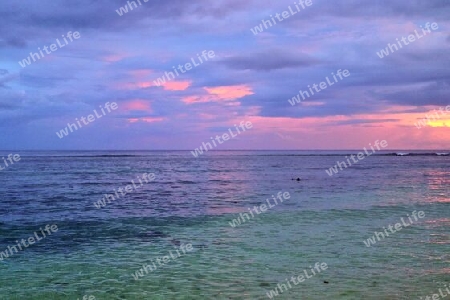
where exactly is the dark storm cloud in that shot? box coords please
[329,119,400,126]
[0,37,27,49]
[19,73,74,88]
[376,80,450,107]
[218,49,319,71]
[333,0,447,18]
[0,0,254,34]
[281,0,450,22]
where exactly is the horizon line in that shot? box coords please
[0,149,448,152]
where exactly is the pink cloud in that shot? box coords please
[101,53,127,63]
[122,100,152,112]
[128,69,153,78]
[113,69,156,90]
[204,85,254,100]
[199,113,216,120]
[115,81,154,90]
[182,95,216,104]
[221,111,450,149]
[162,81,191,91]
[127,117,164,123]
[182,84,253,104]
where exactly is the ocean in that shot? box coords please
[0,151,448,299]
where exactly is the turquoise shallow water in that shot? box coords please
[0,151,449,299]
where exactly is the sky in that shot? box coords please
[0,0,449,150]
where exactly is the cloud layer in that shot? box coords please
[0,0,449,149]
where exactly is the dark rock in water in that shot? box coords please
[170,239,182,246]
[151,231,166,237]
[198,244,208,251]
[324,281,329,284]
[139,230,169,239]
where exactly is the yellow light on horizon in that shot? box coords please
[428,120,450,127]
